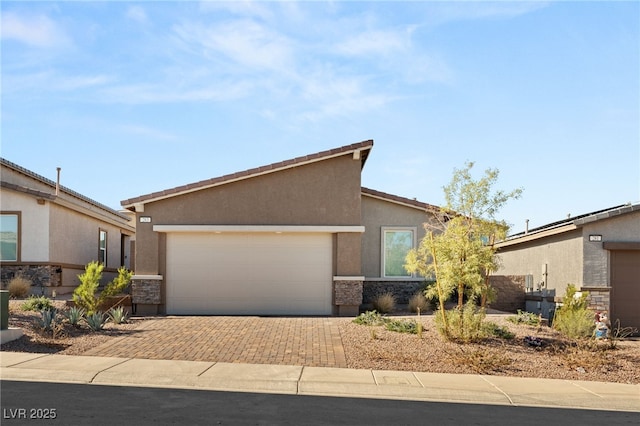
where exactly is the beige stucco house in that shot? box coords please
[496,204,640,330]
[0,158,136,296]
[122,141,441,316]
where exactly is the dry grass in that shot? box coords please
[372,292,396,314]
[7,276,31,298]
[408,292,430,313]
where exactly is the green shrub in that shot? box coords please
[107,306,128,325]
[73,262,102,314]
[483,322,515,339]
[384,318,420,334]
[64,306,85,326]
[7,276,31,298]
[85,311,107,332]
[73,262,132,315]
[354,311,424,336]
[353,310,385,326]
[408,292,429,313]
[507,310,541,326]
[553,284,594,339]
[21,296,54,312]
[372,292,396,314]
[435,301,488,342]
[553,309,594,339]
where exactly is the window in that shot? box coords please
[382,227,415,278]
[0,213,19,261]
[99,229,107,265]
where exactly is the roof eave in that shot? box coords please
[496,223,579,248]
[122,140,374,210]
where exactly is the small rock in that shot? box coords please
[576,367,586,374]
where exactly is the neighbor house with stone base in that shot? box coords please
[121,141,444,316]
[495,203,640,331]
[0,158,136,296]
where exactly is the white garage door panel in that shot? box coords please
[166,232,333,315]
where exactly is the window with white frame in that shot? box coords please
[382,227,415,278]
[0,213,19,261]
[98,229,107,265]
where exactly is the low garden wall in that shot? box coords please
[0,264,62,295]
[488,275,526,313]
[362,280,431,306]
[362,276,527,313]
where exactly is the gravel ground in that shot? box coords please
[3,301,639,385]
[339,313,640,384]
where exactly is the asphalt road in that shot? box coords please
[1,381,637,426]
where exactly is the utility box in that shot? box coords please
[1,290,9,330]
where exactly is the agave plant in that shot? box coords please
[64,306,86,327]
[37,308,58,331]
[85,311,107,332]
[107,306,128,325]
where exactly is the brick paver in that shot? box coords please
[83,316,348,368]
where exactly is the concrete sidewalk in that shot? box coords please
[1,351,638,412]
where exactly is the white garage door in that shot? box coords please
[165,232,333,315]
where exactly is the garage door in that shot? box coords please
[165,232,333,315]
[610,250,640,331]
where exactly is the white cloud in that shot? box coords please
[198,0,274,21]
[126,6,148,24]
[54,74,112,91]
[1,12,71,48]
[425,1,550,27]
[98,80,253,104]
[173,19,294,73]
[2,71,111,95]
[397,52,454,85]
[335,29,409,57]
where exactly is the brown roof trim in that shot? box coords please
[1,157,130,221]
[361,187,440,212]
[498,202,640,248]
[1,181,56,200]
[121,140,374,208]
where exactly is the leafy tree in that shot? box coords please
[405,161,522,338]
[73,261,132,315]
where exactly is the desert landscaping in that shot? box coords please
[3,299,639,386]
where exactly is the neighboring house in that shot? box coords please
[121,141,442,316]
[0,158,136,296]
[495,204,640,330]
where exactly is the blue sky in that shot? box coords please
[2,1,639,234]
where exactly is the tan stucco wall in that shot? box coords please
[497,229,583,298]
[360,195,437,279]
[336,233,361,275]
[582,212,640,287]
[134,154,363,276]
[49,203,130,269]
[1,190,50,261]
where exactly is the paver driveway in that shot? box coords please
[83,316,348,368]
